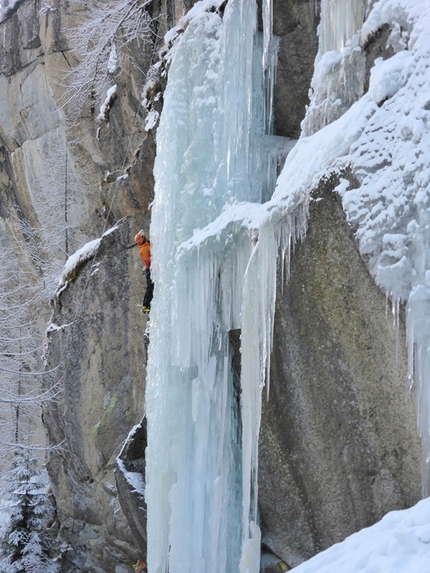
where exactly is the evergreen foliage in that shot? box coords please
[0,447,59,573]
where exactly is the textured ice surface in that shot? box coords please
[145,2,283,572]
[146,0,430,571]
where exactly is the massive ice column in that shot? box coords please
[144,1,281,571]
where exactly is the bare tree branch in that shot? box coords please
[62,0,155,121]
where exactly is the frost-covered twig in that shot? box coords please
[62,0,154,121]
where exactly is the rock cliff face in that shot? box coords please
[0,0,159,261]
[0,1,160,571]
[0,1,423,572]
[44,219,147,572]
[259,179,421,568]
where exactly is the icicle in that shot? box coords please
[406,284,430,497]
[309,0,319,24]
[143,0,317,569]
[261,0,278,136]
[302,0,367,136]
[262,0,272,71]
[392,295,400,365]
[385,292,401,365]
[318,0,366,54]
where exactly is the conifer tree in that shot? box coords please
[0,447,59,573]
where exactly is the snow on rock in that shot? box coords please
[57,238,101,292]
[0,0,22,22]
[368,51,413,103]
[116,458,145,497]
[336,0,430,300]
[56,224,122,292]
[116,424,147,495]
[161,0,226,70]
[164,0,224,43]
[145,109,159,132]
[292,497,430,573]
[97,84,117,121]
[107,44,118,74]
[46,322,72,333]
[273,0,430,495]
[320,1,430,493]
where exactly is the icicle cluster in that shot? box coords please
[318,0,366,53]
[302,0,368,136]
[143,0,313,568]
[147,0,430,570]
[145,1,281,572]
[304,0,430,496]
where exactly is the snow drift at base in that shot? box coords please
[292,497,430,573]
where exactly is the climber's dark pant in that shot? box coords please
[143,269,154,308]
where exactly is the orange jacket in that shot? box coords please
[138,241,151,269]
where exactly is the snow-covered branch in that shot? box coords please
[62,0,154,121]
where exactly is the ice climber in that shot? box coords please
[135,230,154,314]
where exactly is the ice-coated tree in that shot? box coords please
[63,0,154,122]
[0,233,61,442]
[0,242,60,572]
[0,446,59,573]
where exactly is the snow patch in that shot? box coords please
[46,322,73,333]
[116,458,146,497]
[107,44,119,74]
[293,497,430,573]
[368,51,413,104]
[57,238,101,291]
[97,84,117,121]
[145,109,159,132]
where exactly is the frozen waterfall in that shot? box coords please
[144,1,294,572]
[318,0,366,54]
[145,0,430,570]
